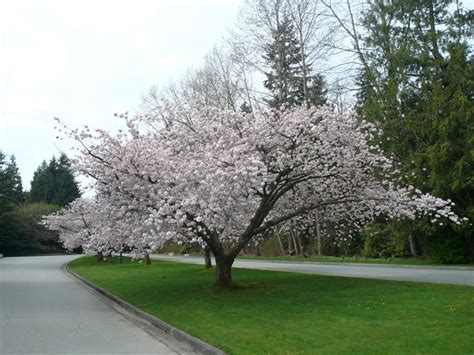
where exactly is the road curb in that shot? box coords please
[63,263,225,355]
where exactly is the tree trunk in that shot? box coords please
[290,230,299,256]
[96,251,104,262]
[277,235,285,255]
[297,234,304,257]
[408,234,417,257]
[316,213,322,256]
[119,252,123,264]
[214,255,234,288]
[144,252,151,265]
[204,245,213,269]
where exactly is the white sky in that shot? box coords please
[1,0,472,192]
[0,0,242,190]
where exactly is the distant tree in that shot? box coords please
[30,154,80,207]
[0,151,65,256]
[263,15,303,108]
[53,154,81,206]
[262,14,328,109]
[5,155,24,203]
[29,161,51,203]
[0,152,24,205]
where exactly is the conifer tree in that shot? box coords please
[263,15,327,109]
[30,154,80,207]
[29,161,52,204]
[355,0,473,262]
[0,151,24,205]
[54,154,81,206]
[263,16,302,109]
[6,155,24,204]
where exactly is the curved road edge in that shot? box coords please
[151,255,474,287]
[63,263,225,355]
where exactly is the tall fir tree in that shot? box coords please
[29,161,52,204]
[263,16,327,109]
[356,0,473,262]
[54,154,81,206]
[0,151,24,205]
[30,154,80,207]
[263,16,302,109]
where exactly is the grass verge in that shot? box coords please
[69,255,474,354]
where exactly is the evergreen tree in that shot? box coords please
[0,151,24,205]
[54,154,81,206]
[356,0,473,262]
[263,16,302,109]
[29,154,81,207]
[262,16,327,109]
[0,151,65,256]
[29,161,52,204]
[306,73,328,108]
[6,155,24,204]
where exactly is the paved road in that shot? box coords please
[0,255,197,355]
[153,255,474,286]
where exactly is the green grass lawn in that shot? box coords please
[69,256,474,354]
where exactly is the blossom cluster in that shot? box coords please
[46,105,460,256]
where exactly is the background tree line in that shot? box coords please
[0,151,80,256]
[146,0,472,263]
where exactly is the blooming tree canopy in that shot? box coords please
[51,105,460,287]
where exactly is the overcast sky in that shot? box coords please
[2,0,472,192]
[0,0,242,190]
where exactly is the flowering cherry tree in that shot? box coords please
[44,196,156,262]
[54,105,459,287]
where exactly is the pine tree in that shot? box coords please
[0,152,24,205]
[29,154,81,207]
[29,161,52,204]
[306,73,328,108]
[6,156,24,204]
[263,16,302,109]
[356,0,473,262]
[262,16,327,109]
[54,154,81,206]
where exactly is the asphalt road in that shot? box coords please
[153,255,474,286]
[0,255,197,355]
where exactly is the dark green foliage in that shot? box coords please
[0,203,61,256]
[29,161,51,204]
[360,222,407,259]
[0,152,24,205]
[305,73,328,107]
[0,150,66,256]
[263,17,301,109]
[30,153,80,207]
[262,16,327,109]
[0,204,40,256]
[356,0,474,262]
